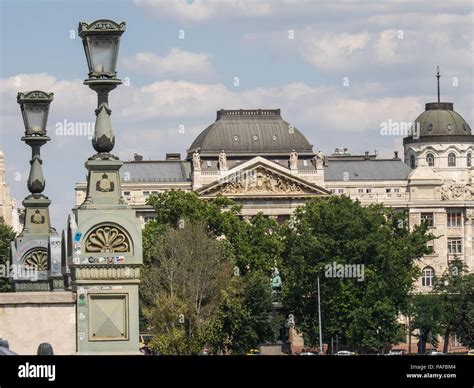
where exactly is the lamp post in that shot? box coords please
[78,19,125,158]
[70,19,142,354]
[11,91,60,291]
[18,91,53,199]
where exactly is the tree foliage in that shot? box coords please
[205,271,275,354]
[433,258,474,351]
[282,196,434,353]
[141,222,232,354]
[0,217,15,292]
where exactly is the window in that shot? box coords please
[366,188,372,194]
[468,153,472,167]
[331,189,336,194]
[144,216,156,224]
[421,267,435,287]
[337,189,344,194]
[426,153,435,167]
[386,188,392,193]
[143,191,150,196]
[410,154,416,168]
[358,189,364,194]
[448,152,456,167]
[123,191,130,196]
[447,211,462,227]
[393,188,400,193]
[447,238,462,254]
[421,212,434,227]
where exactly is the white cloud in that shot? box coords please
[134,0,274,22]
[122,48,215,80]
[300,31,371,71]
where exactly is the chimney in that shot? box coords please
[393,151,399,159]
[166,153,181,161]
[133,153,143,161]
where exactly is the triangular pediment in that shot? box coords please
[197,157,330,198]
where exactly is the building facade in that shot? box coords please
[76,102,474,292]
[0,151,21,234]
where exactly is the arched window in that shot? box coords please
[467,153,472,167]
[410,154,416,169]
[448,152,456,167]
[426,153,435,167]
[421,266,435,287]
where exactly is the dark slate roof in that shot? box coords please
[120,161,191,182]
[187,109,314,158]
[325,160,412,181]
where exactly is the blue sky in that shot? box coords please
[0,0,473,228]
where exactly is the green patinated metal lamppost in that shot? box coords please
[11,91,62,291]
[69,19,142,354]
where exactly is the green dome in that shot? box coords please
[414,102,471,137]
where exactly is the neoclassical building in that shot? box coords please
[76,100,474,291]
[0,151,21,234]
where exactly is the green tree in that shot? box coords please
[205,271,275,354]
[408,294,443,354]
[0,217,16,292]
[141,222,233,354]
[145,190,285,272]
[433,258,474,352]
[282,196,434,353]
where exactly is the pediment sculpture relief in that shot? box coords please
[217,168,305,195]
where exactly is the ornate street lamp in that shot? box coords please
[17,91,54,196]
[78,19,126,156]
[72,19,142,354]
[17,91,53,137]
[11,90,56,292]
[78,19,125,80]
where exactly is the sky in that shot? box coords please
[0,0,473,229]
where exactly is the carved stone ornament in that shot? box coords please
[441,183,474,201]
[31,210,45,224]
[217,168,304,195]
[96,173,115,192]
[85,225,130,253]
[23,249,48,270]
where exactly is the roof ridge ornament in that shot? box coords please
[216,109,281,120]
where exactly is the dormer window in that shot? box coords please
[447,124,453,131]
[410,154,416,169]
[233,135,239,142]
[427,123,433,132]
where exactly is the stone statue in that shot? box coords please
[271,267,282,290]
[192,151,201,170]
[289,149,298,170]
[314,150,324,168]
[219,150,227,171]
